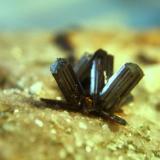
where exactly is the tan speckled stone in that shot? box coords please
[0,30,160,160]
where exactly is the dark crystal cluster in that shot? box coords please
[42,49,144,125]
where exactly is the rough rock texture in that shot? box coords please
[0,30,160,160]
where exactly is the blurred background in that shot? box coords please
[0,0,160,31]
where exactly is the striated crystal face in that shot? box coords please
[43,49,144,125]
[100,63,144,111]
[50,58,85,107]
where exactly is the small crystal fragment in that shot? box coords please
[100,111,127,125]
[85,146,92,152]
[29,81,43,95]
[79,121,87,129]
[34,119,44,127]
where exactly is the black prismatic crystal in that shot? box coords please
[74,53,92,81]
[90,49,114,107]
[42,49,144,125]
[50,58,85,108]
[100,63,144,112]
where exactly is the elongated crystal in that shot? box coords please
[41,98,80,111]
[89,49,114,107]
[100,111,127,125]
[74,49,114,86]
[74,53,92,82]
[74,53,93,94]
[50,58,85,106]
[106,54,114,79]
[100,63,144,111]
[90,50,106,105]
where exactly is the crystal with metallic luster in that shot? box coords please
[100,63,144,112]
[74,53,92,82]
[50,58,85,107]
[90,50,108,107]
[42,49,144,125]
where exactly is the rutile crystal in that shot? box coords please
[42,49,144,125]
